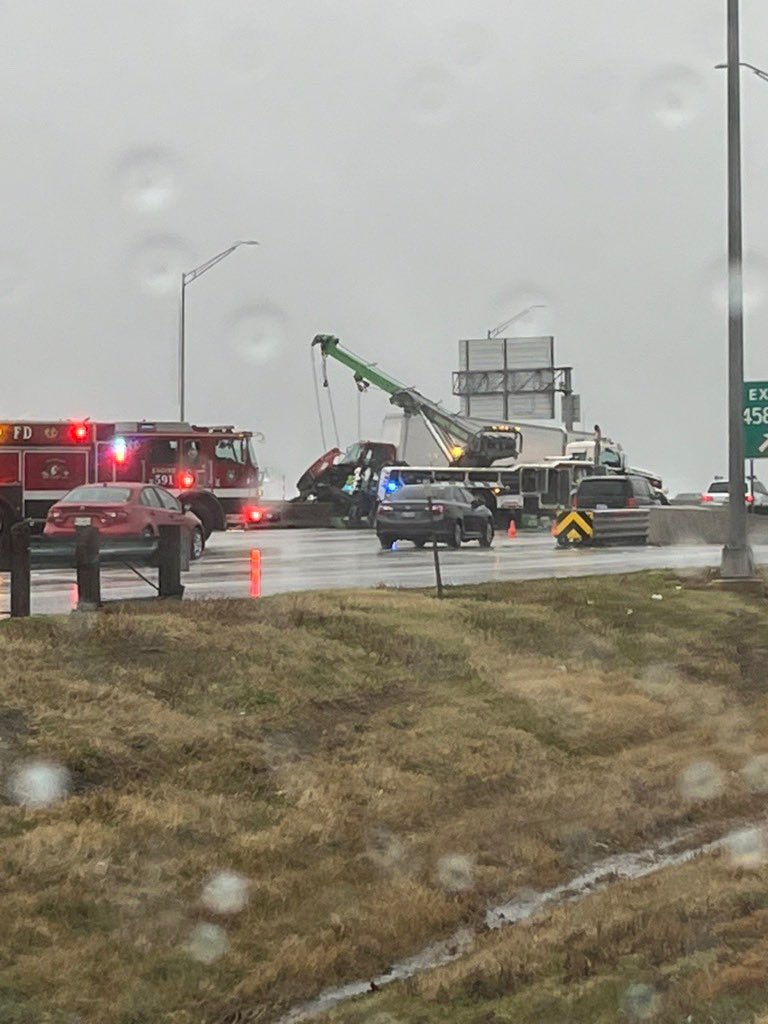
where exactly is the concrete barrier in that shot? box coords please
[649,506,768,545]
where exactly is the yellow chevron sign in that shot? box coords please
[553,509,594,543]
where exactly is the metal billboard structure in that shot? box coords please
[453,336,574,424]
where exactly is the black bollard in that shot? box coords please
[75,526,101,611]
[158,525,184,599]
[10,522,31,618]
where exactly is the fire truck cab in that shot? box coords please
[0,419,260,539]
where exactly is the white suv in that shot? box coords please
[701,479,768,513]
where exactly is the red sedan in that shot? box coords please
[44,482,206,560]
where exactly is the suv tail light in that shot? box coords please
[746,494,755,504]
[626,496,638,508]
[430,503,445,515]
[701,493,713,502]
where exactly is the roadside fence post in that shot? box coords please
[10,522,31,618]
[158,525,184,599]
[75,526,101,611]
[426,494,444,599]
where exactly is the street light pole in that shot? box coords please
[721,0,754,578]
[178,240,258,422]
[487,304,546,339]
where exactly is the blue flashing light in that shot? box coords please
[385,480,400,493]
[113,436,128,464]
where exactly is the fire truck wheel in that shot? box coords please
[188,502,215,539]
[190,527,205,561]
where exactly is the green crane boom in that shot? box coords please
[311,334,523,466]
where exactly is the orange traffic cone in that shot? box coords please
[507,518,517,539]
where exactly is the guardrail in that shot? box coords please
[553,508,650,547]
[1,523,187,617]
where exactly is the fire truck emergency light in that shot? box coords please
[113,437,128,463]
[178,471,195,490]
[69,422,89,442]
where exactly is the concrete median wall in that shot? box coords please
[649,507,768,545]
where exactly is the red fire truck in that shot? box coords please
[0,419,260,538]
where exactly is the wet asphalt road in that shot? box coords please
[2,528,767,616]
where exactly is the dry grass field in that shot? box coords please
[1,570,768,1023]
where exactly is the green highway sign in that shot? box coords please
[743,381,768,459]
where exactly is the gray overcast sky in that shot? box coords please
[1,0,767,495]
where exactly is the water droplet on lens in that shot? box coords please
[130,236,194,294]
[725,827,766,869]
[8,760,70,808]
[703,252,768,315]
[678,760,724,801]
[229,304,288,365]
[201,870,249,914]
[641,66,703,129]
[488,287,552,335]
[405,67,456,121]
[621,982,660,1020]
[114,148,179,213]
[436,854,474,893]
[741,754,768,793]
[445,21,489,67]
[185,922,229,964]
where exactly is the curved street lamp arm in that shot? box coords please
[715,60,768,83]
[183,240,259,285]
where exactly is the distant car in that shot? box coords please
[44,482,206,559]
[376,484,494,549]
[671,492,703,506]
[701,479,768,513]
[573,474,664,510]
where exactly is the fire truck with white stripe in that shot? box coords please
[0,419,260,538]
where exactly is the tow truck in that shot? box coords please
[0,419,260,539]
[312,334,523,468]
[297,335,524,522]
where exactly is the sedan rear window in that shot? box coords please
[708,482,752,494]
[392,485,450,500]
[577,479,629,497]
[63,486,131,503]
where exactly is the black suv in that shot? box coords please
[573,475,663,510]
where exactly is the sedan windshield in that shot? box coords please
[63,486,132,503]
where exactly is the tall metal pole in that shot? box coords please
[178,274,187,423]
[175,240,258,424]
[721,0,754,578]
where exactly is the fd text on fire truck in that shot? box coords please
[0,420,260,538]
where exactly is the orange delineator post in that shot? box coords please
[250,549,262,598]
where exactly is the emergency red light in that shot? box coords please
[113,437,128,464]
[178,471,195,490]
[69,422,89,442]
[245,506,265,523]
